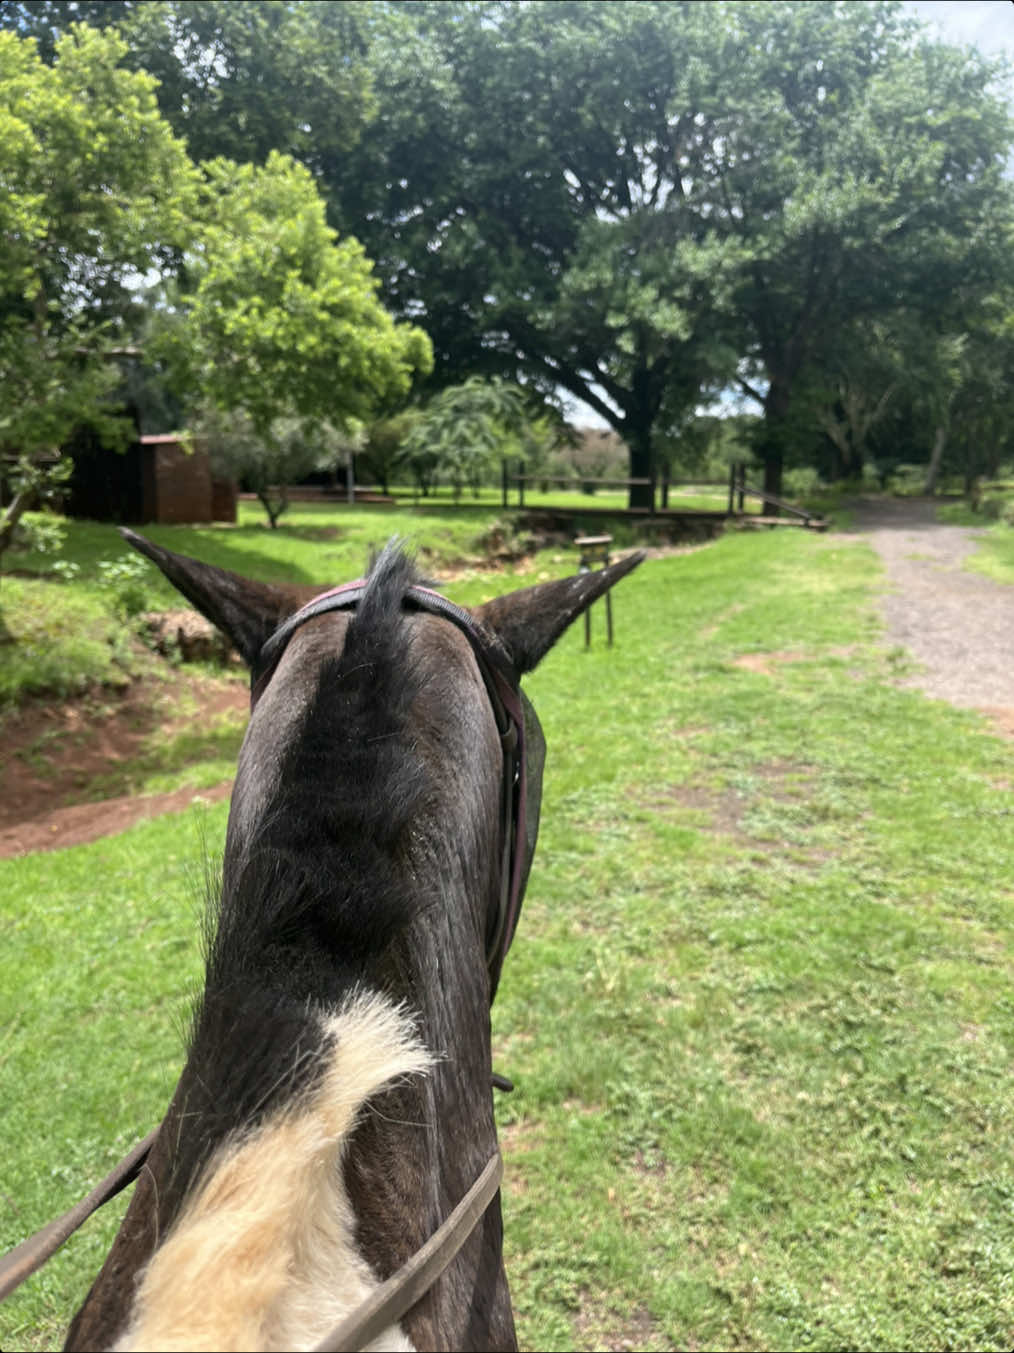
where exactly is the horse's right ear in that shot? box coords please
[474,551,644,675]
[120,528,314,668]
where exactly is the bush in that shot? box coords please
[0,578,140,707]
[95,555,153,621]
[783,467,826,498]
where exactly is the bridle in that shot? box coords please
[1,579,528,1347]
[250,577,530,990]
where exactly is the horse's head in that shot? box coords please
[65,534,642,1353]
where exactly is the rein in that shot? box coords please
[0,1133,503,1353]
[251,578,529,986]
[0,1130,158,1304]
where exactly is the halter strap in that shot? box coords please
[250,579,528,987]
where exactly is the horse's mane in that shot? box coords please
[217,542,435,977]
[160,544,451,1223]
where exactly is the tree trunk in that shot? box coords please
[762,447,784,514]
[0,485,35,559]
[626,419,654,511]
[922,426,947,496]
[760,379,792,513]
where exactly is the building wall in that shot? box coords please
[150,440,213,524]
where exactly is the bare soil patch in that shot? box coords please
[0,665,247,858]
[731,647,858,677]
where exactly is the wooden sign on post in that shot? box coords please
[574,534,614,646]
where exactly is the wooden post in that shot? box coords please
[736,463,745,513]
[728,463,736,515]
[575,535,614,646]
[347,449,355,505]
[501,459,508,509]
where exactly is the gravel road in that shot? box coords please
[845,497,1014,723]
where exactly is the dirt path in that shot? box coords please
[0,671,247,858]
[844,496,1014,735]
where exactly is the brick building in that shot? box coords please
[66,433,236,524]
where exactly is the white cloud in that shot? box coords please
[903,1,1014,61]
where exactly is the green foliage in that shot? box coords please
[161,151,432,453]
[0,1,376,167]
[94,554,153,621]
[0,576,147,705]
[325,0,1014,502]
[191,404,348,528]
[402,376,529,499]
[359,410,421,494]
[0,22,196,556]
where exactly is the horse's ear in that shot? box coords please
[120,528,313,667]
[474,551,644,674]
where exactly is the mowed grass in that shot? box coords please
[2,523,1013,1351]
[936,499,1014,585]
[965,525,1014,586]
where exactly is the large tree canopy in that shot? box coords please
[325,0,1014,504]
[5,1,1013,506]
[162,151,432,440]
[0,0,374,166]
[0,14,430,559]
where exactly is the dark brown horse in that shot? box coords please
[64,534,641,1352]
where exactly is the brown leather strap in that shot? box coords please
[0,1128,157,1304]
[313,1152,504,1353]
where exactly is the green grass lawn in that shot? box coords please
[964,527,1014,586]
[936,496,1014,585]
[2,518,1013,1351]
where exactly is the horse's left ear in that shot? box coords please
[119,528,317,667]
[473,551,645,675]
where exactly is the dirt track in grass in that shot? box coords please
[0,670,246,857]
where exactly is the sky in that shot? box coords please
[563,0,1014,430]
[903,0,1014,60]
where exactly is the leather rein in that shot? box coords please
[0,1135,503,1353]
[1,579,525,1347]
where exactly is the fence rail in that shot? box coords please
[501,460,825,527]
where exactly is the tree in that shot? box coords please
[158,152,432,498]
[708,3,1014,504]
[0,22,196,558]
[0,1,374,167]
[359,410,420,495]
[23,4,1011,511]
[401,377,528,500]
[192,405,344,529]
[322,1,1014,506]
[327,1,741,508]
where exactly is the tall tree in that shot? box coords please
[158,152,432,494]
[324,0,1014,506]
[712,2,1014,502]
[16,3,1011,508]
[325,0,744,508]
[0,21,196,556]
[0,1,374,166]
